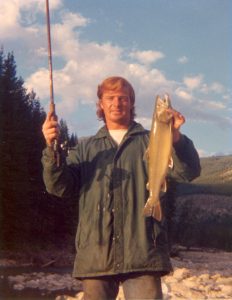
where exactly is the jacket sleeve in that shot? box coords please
[167,134,201,183]
[41,146,81,198]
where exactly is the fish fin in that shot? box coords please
[160,180,167,192]
[143,199,162,221]
[152,201,162,221]
[168,157,173,169]
[143,201,153,217]
[143,148,149,161]
[146,182,149,190]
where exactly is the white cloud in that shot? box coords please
[175,88,192,102]
[198,149,232,157]
[60,11,89,28]
[201,82,225,94]
[210,82,225,93]
[178,56,188,64]
[0,2,21,38]
[25,28,230,129]
[26,40,173,121]
[183,74,203,90]
[223,94,231,101]
[199,99,226,110]
[129,50,165,65]
[26,39,127,116]
[197,149,210,157]
[135,117,152,130]
[3,2,229,134]
[0,0,62,39]
[26,68,50,99]
[19,0,62,11]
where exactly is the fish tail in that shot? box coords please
[152,201,162,221]
[143,199,162,221]
[143,201,153,217]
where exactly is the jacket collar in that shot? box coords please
[94,121,148,140]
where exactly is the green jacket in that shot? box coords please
[42,122,200,278]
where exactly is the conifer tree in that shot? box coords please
[0,49,78,249]
[0,51,46,247]
[70,133,78,147]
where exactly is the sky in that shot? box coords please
[1,0,231,157]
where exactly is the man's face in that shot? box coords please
[100,88,132,129]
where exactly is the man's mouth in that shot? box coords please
[111,110,122,113]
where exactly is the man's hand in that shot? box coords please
[42,111,60,147]
[167,109,186,143]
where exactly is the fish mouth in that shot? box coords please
[157,110,173,123]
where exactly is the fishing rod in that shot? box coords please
[45,0,60,166]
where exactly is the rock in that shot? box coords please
[216,277,232,285]
[172,267,191,280]
[24,279,40,289]
[12,283,25,291]
[219,284,232,296]
[0,259,18,267]
[8,274,25,283]
[2,249,232,299]
[182,277,198,289]
[198,273,210,281]
[56,296,79,300]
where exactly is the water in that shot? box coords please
[0,266,77,300]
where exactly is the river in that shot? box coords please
[0,266,81,300]
[1,249,232,299]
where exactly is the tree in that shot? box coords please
[0,49,78,250]
[0,51,48,247]
[69,133,78,147]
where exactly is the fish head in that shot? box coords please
[155,94,173,123]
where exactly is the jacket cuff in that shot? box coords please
[42,146,59,165]
[173,134,186,152]
[43,145,55,156]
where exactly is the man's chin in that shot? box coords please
[110,113,124,120]
[108,114,124,121]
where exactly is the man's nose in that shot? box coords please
[112,97,121,106]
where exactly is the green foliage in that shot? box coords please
[69,133,78,147]
[0,49,78,250]
[59,119,69,144]
[0,50,45,247]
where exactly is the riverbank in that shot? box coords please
[1,247,232,299]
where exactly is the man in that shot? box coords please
[42,76,200,299]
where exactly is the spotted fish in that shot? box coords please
[143,94,173,221]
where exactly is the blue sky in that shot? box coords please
[1,0,231,157]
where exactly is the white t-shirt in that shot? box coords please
[109,129,128,145]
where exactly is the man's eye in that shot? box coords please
[103,96,129,102]
[119,96,128,101]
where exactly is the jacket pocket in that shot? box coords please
[153,219,168,249]
[76,218,93,249]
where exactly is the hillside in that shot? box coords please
[173,156,232,250]
[176,155,232,196]
[194,155,232,184]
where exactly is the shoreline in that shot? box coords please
[1,247,232,299]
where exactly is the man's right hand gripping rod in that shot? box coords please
[46,0,60,167]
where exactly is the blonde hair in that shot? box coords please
[96,76,136,122]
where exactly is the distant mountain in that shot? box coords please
[176,155,232,196]
[194,155,232,184]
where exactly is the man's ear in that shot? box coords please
[99,100,104,110]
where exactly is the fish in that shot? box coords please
[143,94,173,221]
